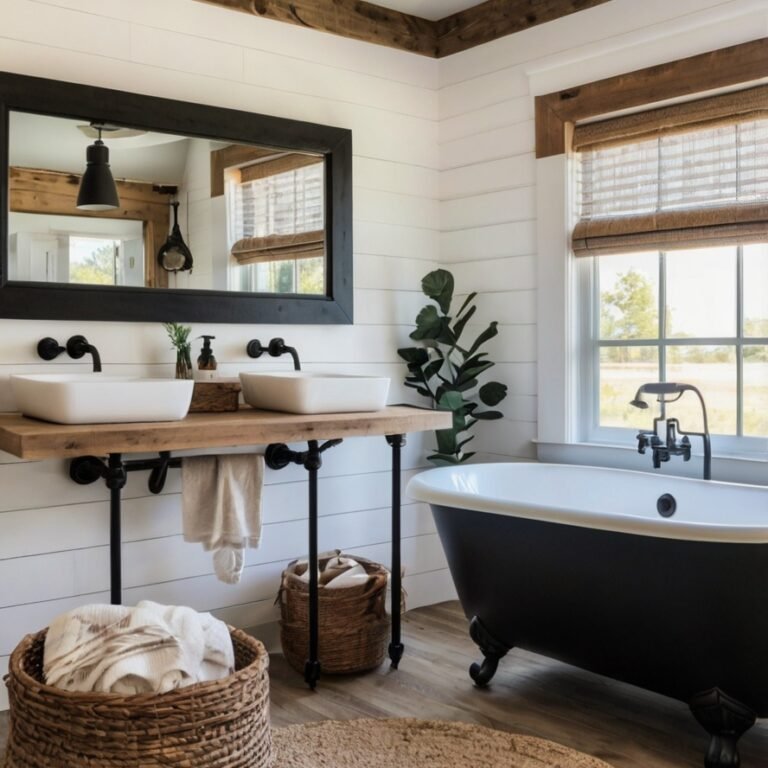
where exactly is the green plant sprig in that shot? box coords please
[163,322,192,352]
[398,269,508,465]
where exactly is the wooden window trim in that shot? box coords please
[535,38,768,159]
[210,145,282,198]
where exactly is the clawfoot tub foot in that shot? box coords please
[468,616,511,687]
[690,688,756,768]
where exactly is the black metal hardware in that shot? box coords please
[247,338,301,370]
[690,688,756,768]
[468,615,511,687]
[386,433,405,668]
[265,438,342,689]
[246,339,265,359]
[631,382,711,480]
[69,451,184,604]
[37,337,65,361]
[66,335,102,372]
[657,493,677,518]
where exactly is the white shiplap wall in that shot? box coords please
[0,0,450,710]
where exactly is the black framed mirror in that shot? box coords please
[0,72,353,324]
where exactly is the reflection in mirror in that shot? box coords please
[7,111,327,295]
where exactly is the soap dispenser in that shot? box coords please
[196,335,218,380]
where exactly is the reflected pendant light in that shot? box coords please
[76,125,120,211]
[158,201,193,272]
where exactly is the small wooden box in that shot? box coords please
[190,378,241,413]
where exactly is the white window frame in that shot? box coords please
[535,155,768,474]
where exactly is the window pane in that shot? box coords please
[665,247,736,338]
[599,346,658,428]
[744,346,768,437]
[743,244,768,338]
[666,345,736,434]
[598,252,659,340]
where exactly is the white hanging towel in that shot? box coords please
[43,601,234,695]
[182,454,264,584]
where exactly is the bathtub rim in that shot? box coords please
[406,462,768,544]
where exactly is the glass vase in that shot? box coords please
[175,345,193,380]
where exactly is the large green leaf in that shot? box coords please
[479,381,508,406]
[451,304,476,345]
[409,305,442,340]
[473,410,504,420]
[397,346,429,365]
[427,452,462,466]
[458,452,476,463]
[456,361,494,386]
[421,269,454,315]
[467,321,499,357]
[455,292,477,318]
[422,358,444,382]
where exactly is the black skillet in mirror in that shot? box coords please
[0,71,352,324]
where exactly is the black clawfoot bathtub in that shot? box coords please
[407,462,768,768]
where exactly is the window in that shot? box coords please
[573,91,768,449]
[226,154,325,295]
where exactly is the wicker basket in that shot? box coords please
[2,626,273,768]
[279,552,391,675]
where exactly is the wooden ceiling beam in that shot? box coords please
[436,0,612,58]
[196,0,437,56]
[195,0,614,58]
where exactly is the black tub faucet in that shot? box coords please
[66,335,102,373]
[630,382,711,480]
[246,337,301,371]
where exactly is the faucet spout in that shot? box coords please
[630,382,711,480]
[66,335,102,373]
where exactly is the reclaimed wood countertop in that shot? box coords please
[0,405,452,460]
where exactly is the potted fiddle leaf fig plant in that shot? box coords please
[398,269,507,465]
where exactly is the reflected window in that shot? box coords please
[225,152,326,295]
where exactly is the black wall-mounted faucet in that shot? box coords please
[246,337,301,371]
[66,335,102,373]
[630,382,711,480]
[37,337,65,361]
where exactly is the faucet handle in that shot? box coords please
[636,431,654,454]
[37,337,65,361]
[246,339,265,359]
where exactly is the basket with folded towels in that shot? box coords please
[278,551,393,675]
[3,602,272,768]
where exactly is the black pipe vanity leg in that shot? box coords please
[386,434,405,668]
[106,454,127,605]
[264,438,343,689]
[305,440,322,689]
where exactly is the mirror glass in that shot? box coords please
[7,111,326,295]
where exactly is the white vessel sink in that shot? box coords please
[11,374,195,424]
[239,372,390,414]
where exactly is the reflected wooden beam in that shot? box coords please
[9,167,171,288]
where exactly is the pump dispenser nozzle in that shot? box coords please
[197,335,217,379]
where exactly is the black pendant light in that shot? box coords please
[158,200,193,273]
[76,124,120,211]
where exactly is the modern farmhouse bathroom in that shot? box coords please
[1,2,768,767]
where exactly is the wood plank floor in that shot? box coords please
[2,601,767,766]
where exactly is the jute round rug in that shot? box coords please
[272,718,614,767]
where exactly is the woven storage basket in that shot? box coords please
[279,552,390,675]
[2,625,272,768]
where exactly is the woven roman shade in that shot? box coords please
[231,156,325,264]
[572,86,768,257]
